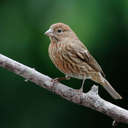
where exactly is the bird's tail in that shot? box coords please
[91,73,122,100]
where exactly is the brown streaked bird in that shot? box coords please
[45,23,122,100]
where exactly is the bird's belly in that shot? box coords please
[49,43,88,80]
[52,56,87,79]
[52,54,73,75]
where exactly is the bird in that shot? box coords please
[44,22,122,100]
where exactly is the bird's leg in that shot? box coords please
[51,75,71,85]
[79,79,86,92]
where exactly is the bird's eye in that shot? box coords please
[57,29,62,33]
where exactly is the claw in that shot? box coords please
[51,76,71,86]
[51,78,59,86]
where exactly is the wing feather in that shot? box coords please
[67,40,105,77]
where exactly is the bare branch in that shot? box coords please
[0,54,128,124]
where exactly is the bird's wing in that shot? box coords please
[68,40,105,77]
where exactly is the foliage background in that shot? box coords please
[0,0,128,128]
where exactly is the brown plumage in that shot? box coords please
[45,23,122,99]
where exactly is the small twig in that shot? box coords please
[0,53,128,124]
[112,120,118,128]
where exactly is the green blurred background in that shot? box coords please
[0,0,128,128]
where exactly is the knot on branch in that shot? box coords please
[89,85,99,95]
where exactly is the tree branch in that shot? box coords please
[0,54,128,124]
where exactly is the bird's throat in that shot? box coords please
[50,36,59,43]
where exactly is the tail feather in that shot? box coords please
[102,79,122,99]
[91,73,122,100]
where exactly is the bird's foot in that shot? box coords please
[51,76,71,86]
[74,79,85,93]
[51,78,59,86]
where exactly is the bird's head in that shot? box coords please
[45,23,77,42]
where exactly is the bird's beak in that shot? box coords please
[44,28,53,37]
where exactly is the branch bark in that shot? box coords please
[0,54,128,124]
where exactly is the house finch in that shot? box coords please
[45,23,122,100]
